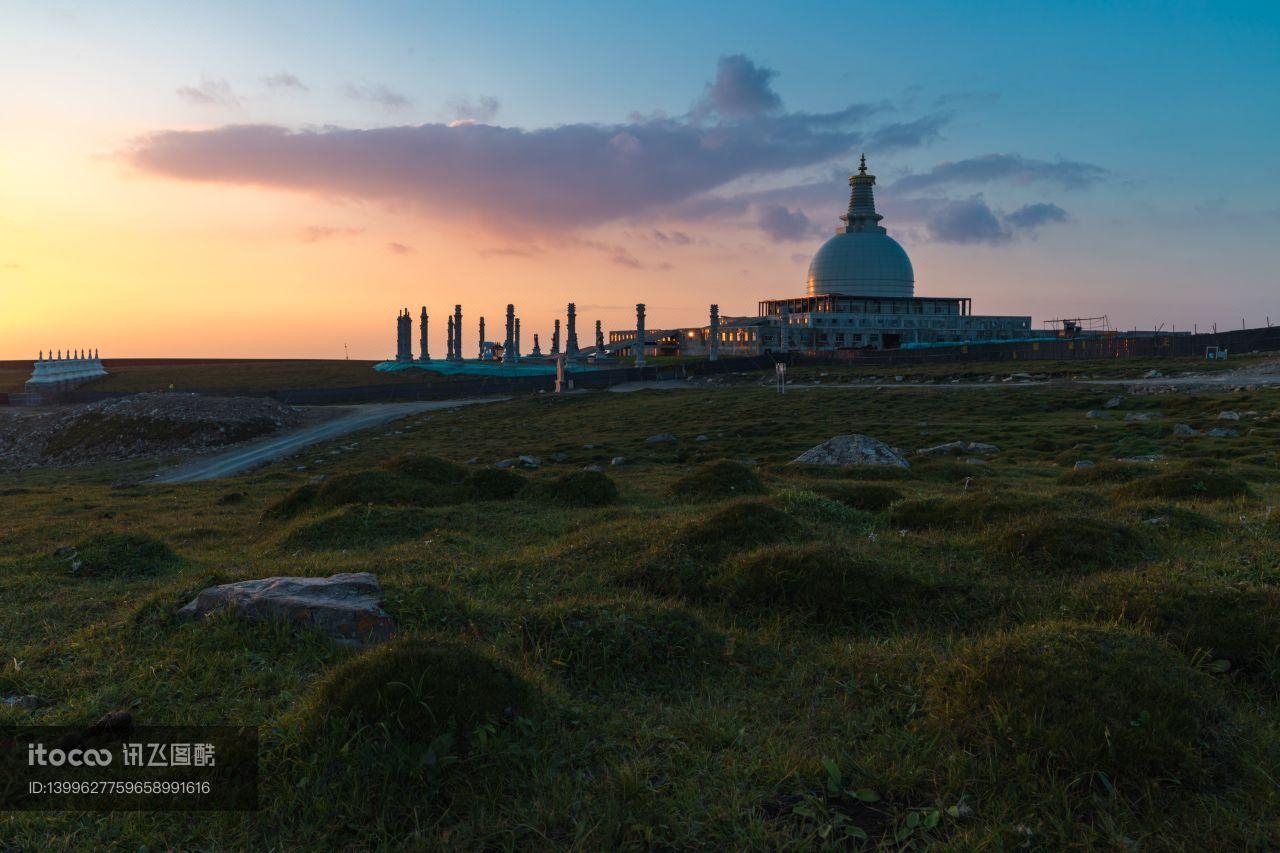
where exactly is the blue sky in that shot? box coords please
[3,1,1279,356]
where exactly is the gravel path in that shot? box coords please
[153,397,506,483]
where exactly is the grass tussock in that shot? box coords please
[54,532,181,578]
[263,465,527,520]
[517,600,724,689]
[986,514,1145,572]
[279,505,439,551]
[1114,467,1253,502]
[304,640,533,745]
[529,470,618,507]
[671,460,765,500]
[925,622,1234,797]
[888,493,1043,531]
[1060,461,1154,486]
[815,482,904,512]
[710,543,928,619]
[1068,572,1280,679]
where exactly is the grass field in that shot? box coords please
[1,370,1278,848]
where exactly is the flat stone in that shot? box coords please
[517,454,541,468]
[1124,412,1156,422]
[793,434,910,468]
[645,433,678,444]
[1172,423,1198,436]
[1118,454,1164,463]
[1143,369,1164,379]
[1217,411,1241,421]
[610,456,628,466]
[1103,396,1124,409]
[694,434,709,442]
[582,464,604,473]
[1207,427,1240,437]
[494,458,516,469]
[1073,460,1095,470]
[178,572,395,646]
[1085,410,1110,420]
[549,452,568,463]
[967,442,1001,455]
[1,694,47,710]
[917,440,999,457]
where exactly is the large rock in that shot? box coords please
[793,434,910,468]
[178,572,395,645]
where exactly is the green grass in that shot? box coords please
[1,369,1278,848]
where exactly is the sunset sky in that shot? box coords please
[3,1,1278,359]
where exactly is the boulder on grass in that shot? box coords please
[178,572,395,645]
[793,434,909,468]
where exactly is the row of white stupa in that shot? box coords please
[26,349,108,389]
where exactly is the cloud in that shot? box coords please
[176,78,240,107]
[865,113,949,151]
[1004,202,1070,229]
[342,83,410,110]
[386,241,413,254]
[694,54,782,119]
[300,225,364,243]
[262,72,308,92]
[756,204,816,242]
[650,229,694,245]
[446,95,500,124]
[890,153,1107,194]
[129,57,957,240]
[478,246,540,259]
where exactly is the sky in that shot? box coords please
[2,0,1278,359]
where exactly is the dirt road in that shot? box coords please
[154,398,505,483]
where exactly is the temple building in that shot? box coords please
[609,156,1032,356]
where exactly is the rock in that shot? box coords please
[1,694,47,710]
[517,454,541,468]
[1207,427,1240,438]
[1143,369,1164,379]
[465,457,479,465]
[645,433,678,444]
[694,434,709,442]
[549,452,568,463]
[894,375,904,382]
[1073,460,1095,470]
[964,458,989,466]
[1118,454,1164,463]
[610,456,628,467]
[1085,410,1110,420]
[1124,412,1155,422]
[1103,396,1124,409]
[1217,411,1241,421]
[178,572,395,646]
[582,464,604,473]
[793,434,910,468]
[494,458,516,469]
[1172,423,1198,436]
[917,441,999,457]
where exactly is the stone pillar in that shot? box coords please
[479,317,486,359]
[446,315,454,360]
[566,302,580,356]
[396,308,413,361]
[503,304,515,364]
[709,304,720,361]
[552,319,561,355]
[779,303,790,354]
[419,307,430,361]
[635,303,646,367]
[453,305,463,361]
[515,318,522,360]
[532,333,542,357]
[595,320,604,353]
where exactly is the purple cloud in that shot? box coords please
[890,153,1107,194]
[1004,202,1070,229]
[176,78,240,107]
[694,54,782,119]
[342,83,410,110]
[756,204,816,242]
[262,72,308,92]
[386,241,413,254]
[447,95,500,123]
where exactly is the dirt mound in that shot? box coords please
[0,392,300,470]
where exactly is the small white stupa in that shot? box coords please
[26,348,108,390]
